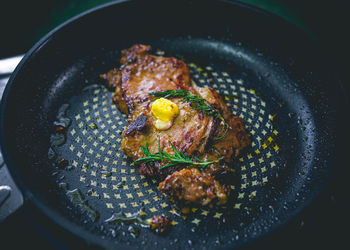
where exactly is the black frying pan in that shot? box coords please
[0,0,348,249]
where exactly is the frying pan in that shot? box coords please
[0,0,348,249]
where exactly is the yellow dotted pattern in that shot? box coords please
[59,63,282,224]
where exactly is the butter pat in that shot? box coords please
[151,98,179,130]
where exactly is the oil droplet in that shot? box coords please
[89,123,98,129]
[116,181,125,188]
[110,228,118,238]
[66,165,73,171]
[55,104,71,129]
[104,211,149,227]
[48,147,56,160]
[82,84,101,92]
[278,100,286,108]
[50,133,66,146]
[128,225,140,238]
[57,158,69,169]
[53,121,68,131]
[288,112,296,119]
[87,188,100,198]
[155,49,165,56]
[66,188,99,222]
[50,104,71,146]
[101,170,112,177]
[57,104,70,116]
[58,182,68,190]
[188,239,194,246]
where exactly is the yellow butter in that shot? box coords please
[154,119,172,130]
[151,98,179,122]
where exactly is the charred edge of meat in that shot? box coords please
[150,215,172,234]
[158,168,230,208]
[120,44,151,65]
[124,96,149,114]
[99,68,121,90]
[235,131,252,157]
[206,118,222,150]
[137,161,180,180]
[112,91,128,115]
[210,165,237,186]
[230,117,251,157]
[125,114,149,135]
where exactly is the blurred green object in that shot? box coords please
[234,0,307,32]
[0,0,348,60]
[0,0,305,58]
[35,0,308,43]
[35,0,113,42]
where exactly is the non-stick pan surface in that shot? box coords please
[0,0,347,249]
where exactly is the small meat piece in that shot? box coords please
[158,168,229,207]
[150,215,172,234]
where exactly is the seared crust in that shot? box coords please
[101,44,250,208]
[158,168,229,206]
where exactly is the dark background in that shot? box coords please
[1,0,349,92]
[0,0,349,249]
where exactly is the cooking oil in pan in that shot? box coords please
[47,62,288,243]
[66,188,99,222]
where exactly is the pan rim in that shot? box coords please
[0,0,346,248]
[0,0,138,248]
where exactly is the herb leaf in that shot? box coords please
[134,138,222,169]
[149,90,229,140]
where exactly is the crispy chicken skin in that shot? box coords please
[101,44,250,208]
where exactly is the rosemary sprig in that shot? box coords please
[134,138,222,169]
[149,90,229,140]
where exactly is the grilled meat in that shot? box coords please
[100,44,190,118]
[101,44,250,208]
[159,168,230,206]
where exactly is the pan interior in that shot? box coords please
[2,1,337,249]
[40,37,318,249]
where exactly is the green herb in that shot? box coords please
[134,138,221,169]
[149,90,228,140]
